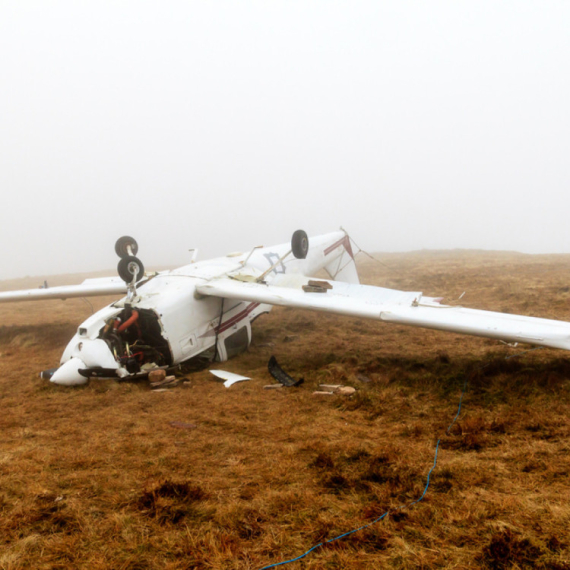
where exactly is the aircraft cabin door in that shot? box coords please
[216,323,252,361]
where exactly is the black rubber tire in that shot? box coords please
[291,230,309,259]
[115,236,138,258]
[117,256,145,283]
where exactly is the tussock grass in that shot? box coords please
[1,251,570,568]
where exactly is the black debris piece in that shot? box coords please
[268,356,304,387]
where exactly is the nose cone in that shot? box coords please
[50,357,88,386]
[49,338,121,386]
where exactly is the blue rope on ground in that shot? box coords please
[258,347,543,570]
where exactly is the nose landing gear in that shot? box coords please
[115,235,139,258]
[115,236,145,300]
[117,256,145,284]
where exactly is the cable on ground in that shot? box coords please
[258,346,543,569]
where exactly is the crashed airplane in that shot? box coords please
[1,230,570,386]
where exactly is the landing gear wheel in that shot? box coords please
[291,230,309,259]
[117,256,145,284]
[115,236,138,258]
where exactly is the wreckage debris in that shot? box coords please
[150,375,179,389]
[209,370,251,388]
[313,384,356,396]
[302,279,333,293]
[148,369,166,383]
[319,384,342,391]
[263,384,284,389]
[268,356,304,387]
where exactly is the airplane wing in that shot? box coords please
[0,277,127,303]
[196,274,570,351]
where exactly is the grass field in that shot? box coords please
[1,251,570,569]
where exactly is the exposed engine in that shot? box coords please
[99,305,172,373]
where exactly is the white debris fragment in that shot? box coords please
[316,384,357,396]
[210,370,251,388]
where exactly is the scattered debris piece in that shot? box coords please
[309,279,333,289]
[151,375,178,389]
[151,388,172,393]
[313,391,335,396]
[268,356,304,387]
[319,384,342,391]
[263,384,283,389]
[113,365,171,382]
[168,421,197,430]
[209,370,251,388]
[303,280,333,293]
[356,374,371,383]
[302,285,326,293]
[148,369,166,383]
[317,384,357,396]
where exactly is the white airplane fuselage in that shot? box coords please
[52,231,354,385]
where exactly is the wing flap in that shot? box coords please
[197,274,422,320]
[196,276,570,351]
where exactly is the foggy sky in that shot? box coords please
[1,1,569,279]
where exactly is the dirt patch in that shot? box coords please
[481,529,542,569]
[135,480,208,524]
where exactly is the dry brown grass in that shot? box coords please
[1,251,570,569]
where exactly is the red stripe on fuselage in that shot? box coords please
[324,235,355,260]
[216,302,261,334]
